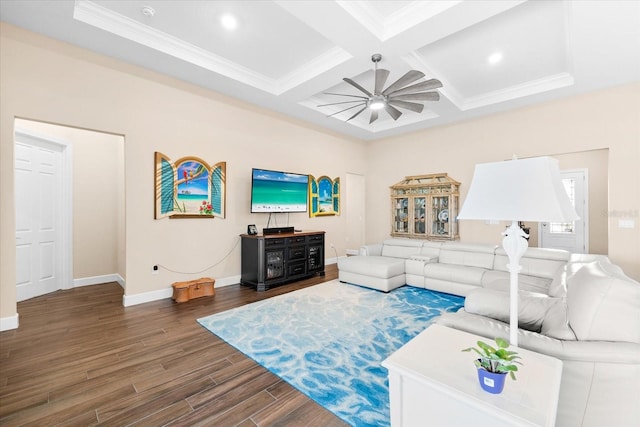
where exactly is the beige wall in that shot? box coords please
[366,84,640,279]
[0,24,366,321]
[14,118,125,280]
[1,24,638,325]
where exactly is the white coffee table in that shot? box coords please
[382,324,562,427]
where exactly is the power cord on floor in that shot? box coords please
[156,236,241,275]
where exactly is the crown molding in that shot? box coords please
[74,1,350,96]
[460,73,575,111]
[337,0,461,42]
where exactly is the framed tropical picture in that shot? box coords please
[309,175,340,217]
[154,152,226,219]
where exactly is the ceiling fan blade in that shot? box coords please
[382,70,425,95]
[369,109,379,124]
[391,92,440,102]
[326,102,367,118]
[388,100,424,113]
[374,69,390,95]
[323,92,369,100]
[346,105,369,122]
[343,78,372,97]
[386,78,442,97]
[384,103,403,121]
[318,100,367,107]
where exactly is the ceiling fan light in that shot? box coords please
[369,94,386,110]
[320,53,442,123]
[369,100,385,110]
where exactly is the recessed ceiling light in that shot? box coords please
[488,52,503,65]
[141,5,155,17]
[220,13,238,30]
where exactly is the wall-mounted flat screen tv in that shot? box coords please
[250,168,309,213]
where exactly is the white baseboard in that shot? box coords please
[325,257,338,265]
[123,287,173,307]
[74,273,125,288]
[122,274,241,307]
[0,313,19,331]
[115,274,125,288]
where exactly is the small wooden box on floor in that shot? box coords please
[172,277,215,303]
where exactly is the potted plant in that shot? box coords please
[462,337,522,394]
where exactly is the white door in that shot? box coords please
[345,173,365,254]
[539,169,588,253]
[15,130,71,301]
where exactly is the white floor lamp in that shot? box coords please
[457,156,578,347]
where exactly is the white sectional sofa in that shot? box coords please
[340,238,572,295]
[338,238,424,292]
[337,238,640,427]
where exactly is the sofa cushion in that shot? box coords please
[337,255,405,279]
[464,288,556,332]
[405,256,437,276]
[380,238,424,259]
[493,247,569,279]
[548,265,569,298]
[419,241,443,258]
[424,263,487,286]
[540,299,577,340]
[567,261,640,343]
[481,270,553,294]
[439,242,496,269]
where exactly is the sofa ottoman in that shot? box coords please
[338,255,406,292]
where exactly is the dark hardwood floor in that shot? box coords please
[0,265,349,426]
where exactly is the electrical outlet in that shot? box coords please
[152,265,159,275]
[330,243,335,248]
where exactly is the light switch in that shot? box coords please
[618,219,635,229]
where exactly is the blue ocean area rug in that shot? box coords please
[197,280,464,426]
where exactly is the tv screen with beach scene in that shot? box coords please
[250,168,309,213]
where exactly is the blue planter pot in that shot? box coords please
[477,368,507,394]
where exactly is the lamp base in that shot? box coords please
[501,221,529,347]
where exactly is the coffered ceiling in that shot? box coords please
[1,1,639,140]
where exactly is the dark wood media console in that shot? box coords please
[240,231,325,291]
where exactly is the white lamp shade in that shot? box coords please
[457,156,579,223]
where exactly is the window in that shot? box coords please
[548,178,575,233]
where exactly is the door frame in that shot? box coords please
[345,173,366,255]
[538,168,589,253]
[15,126,73,294]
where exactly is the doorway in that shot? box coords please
[539,169,589,253]
[14,128,73,301]
[345,173,365,255]
[14,119,125,302]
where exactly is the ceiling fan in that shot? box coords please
[319,53,442,123]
